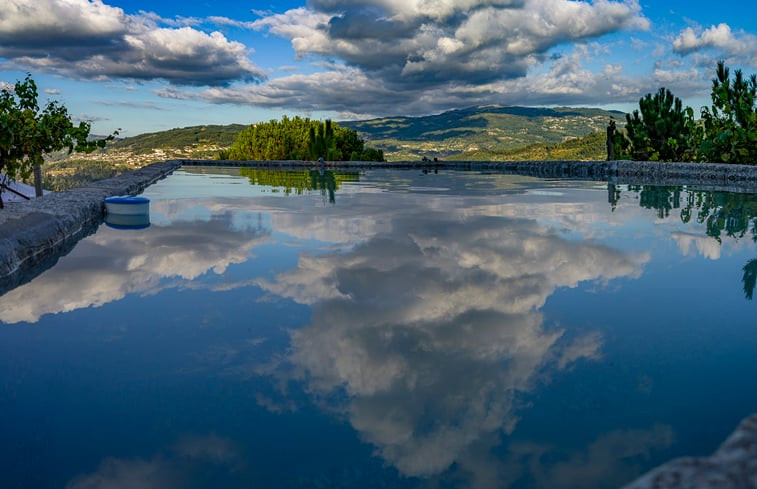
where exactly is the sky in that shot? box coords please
[1,0,756,137]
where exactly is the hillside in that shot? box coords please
[42,124,248,190]
[42,106,623,190]
[454,130,608,161]
[341,105,624,161]
[110,124,246,155]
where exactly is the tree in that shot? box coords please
[335,126,365,161]
[229,116,316,161]
[227,116,384,162]
[700,61,757,164]
[309,119,337,160]
[618,87,697,161]
[357,147,385,162]
[1,74,114,204]
[743,259,757,300]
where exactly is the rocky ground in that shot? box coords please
[622,414,757,489]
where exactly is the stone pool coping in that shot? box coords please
[0,160,181,294]
[1,158,757,488]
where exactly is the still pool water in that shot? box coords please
[1,167,757,489]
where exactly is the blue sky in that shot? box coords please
[2,0,756,136]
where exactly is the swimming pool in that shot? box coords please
[1,167,756,488]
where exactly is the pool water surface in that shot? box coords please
[1,167,756,489]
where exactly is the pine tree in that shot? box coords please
[700,61,757,164]
[621,87,697,162]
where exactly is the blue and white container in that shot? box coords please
[105,195,150,215]
[104,195,150,229]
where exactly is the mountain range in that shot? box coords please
[340,105,624,160]
[102,105,623,161]
[44,105,624,190]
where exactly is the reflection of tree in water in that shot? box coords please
[694,192,757,243]
[240,169,360,204]
[611,184,757,299]
[743,259,757,300]
[628,185,682,219]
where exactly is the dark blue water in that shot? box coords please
[1,168,756,489]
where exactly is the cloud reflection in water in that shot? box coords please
[258,205,649,479]
[2,171,678,488]
[0,209,270,324]
[66,434,243,489]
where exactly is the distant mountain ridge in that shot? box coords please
[340,105,624,161]
[103,106,624,161]
[52,106,624,181]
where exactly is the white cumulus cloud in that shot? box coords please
[673,23,757,67]
[254,0,648,86]
[0,0,266,86]
[209,0,652,114]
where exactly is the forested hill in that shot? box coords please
[110,124,247,155]
[54,105,624,171]
[340,105,624,161]
[103,105,623,161]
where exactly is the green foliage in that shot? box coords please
[229,116,310,160]
[309,119,336,160]
[336,126,364,160]
[618,88,697,162]
[240,168,360,191]
[699,61,757,164]
[0,74,115,184]
[616,62,757,164]
[356,147,385,162]
[228,117,383,162]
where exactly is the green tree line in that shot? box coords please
[221,116,384,162]
[614,61,757,164]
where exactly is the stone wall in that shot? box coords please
[0,160,180,294]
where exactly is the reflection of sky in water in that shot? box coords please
[1,168,757,489]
